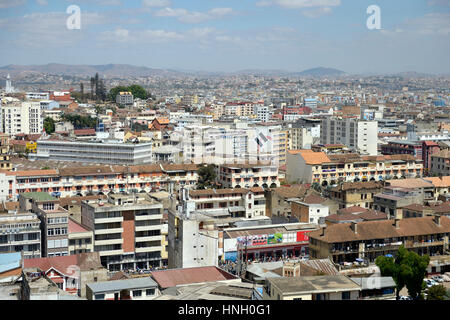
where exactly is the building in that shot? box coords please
[167,209,220,269]
[81,193,164,271]
[35,139,153,165]
[116,92,134,106]
[308,216,450,264]
[19,192,69,257]
[0,133,11,170]
[286,150,423,187]
[290,194,331,224]
[86,277,158,300]
[329,181,384,209]
[265,185,310,217]
[325,210,388,225]
[217,163,280,189]
[23,252,108,297]
[0,252,22,284]
[263,275,361,300]
[431,149,450,176]
[68,218,93,255]
[321,118,378,155]
[0,211,41,259]
[373,186,426,219]
[5,74,14,93]
[186,187,267,219]
[351,277,396,300]
[0,101,43,136]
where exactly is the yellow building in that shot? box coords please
[26,141,37,154]
[0,133,11,170]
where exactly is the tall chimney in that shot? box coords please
[321,227,326,236]
[434,215,441,227]
[350,222,358,234]
[393,219,400,229]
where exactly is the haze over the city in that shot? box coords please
[0,0,449,75]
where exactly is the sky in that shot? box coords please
[0,0,449,74]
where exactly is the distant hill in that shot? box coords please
[0,63,186,78]
[296,67,346,77]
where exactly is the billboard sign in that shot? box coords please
[296,231,312,242]
[267,233,283,244]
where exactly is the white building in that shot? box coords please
[320,118,378,156]
[0,101,43,136]
[35,139,153,165]
[116,92,134,106]
[5,74,14,94]
[253,105,270,122]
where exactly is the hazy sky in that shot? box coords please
[0,0,449,74]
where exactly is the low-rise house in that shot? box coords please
[263,275,361,300]
[86,277,158,300]
[329,181,384,209]
[325,210,388,225]
[351,277,396,300]
[290,194,331,224]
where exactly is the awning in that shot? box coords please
[385,254,393,258]
[228,206,245,213]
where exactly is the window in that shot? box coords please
[95,294,105,300]
[146,289,155,296]
[133,290,142,297]
[342,291,350,300]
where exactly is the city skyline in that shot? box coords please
[0,0,449,74]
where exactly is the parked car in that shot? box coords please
[398,296,412,300]
[425,279,438,288]
[431,275,444,283]
[442,274,450,282]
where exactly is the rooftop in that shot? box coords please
[268,275,361,295]
[87,277,157,293]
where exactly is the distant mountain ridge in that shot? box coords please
[295,67,346,77]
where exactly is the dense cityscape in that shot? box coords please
[0,0,449,305]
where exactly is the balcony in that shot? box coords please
[135,235,163,242]
[95,239,123,246]
[135,225,162,232]
[406,241,444,248]
[135,214,163,221]
[94,228,123,235]
[95,217,123,224]
[135,246,163,253]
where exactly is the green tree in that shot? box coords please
[197,164,217,189]
[108,85,129,101]
[128,84,148,100]
[427,285,447,300]
[375,246,430,300]
[43,117,55,134]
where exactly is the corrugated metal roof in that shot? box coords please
[87,277,157,293]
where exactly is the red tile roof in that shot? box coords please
[68,218,89,233]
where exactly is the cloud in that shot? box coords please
[257,0,340,9]
[154,7,235,23]
[0,0,26,8]
[142,0,170,7]
[404,13,450,35]
[36,0,48,5]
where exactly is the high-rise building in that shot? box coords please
[0,101,43,136]
[321,118,378,156]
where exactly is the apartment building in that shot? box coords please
[116,92,134,106]
[9,163,199,200]
[168,208,220,269]
[329,181,384,209]
[286,150,423,186]
[217,163,280,189]
[290,195,330,224]
[309,216,450,264]
[0,101,43,136]
[0,212,41,259]
[186,187,266,219]
[321,118,378,155]
[81,193,164,271]
[253,105,270,122]
[35,139,153,165]
[0,133,11,171]
[68,218,93,255]
[287,124,320,150]
[430,149,450,176]
[19,192,69,257]
[373,186,425,219]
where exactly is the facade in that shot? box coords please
[309,216,450,263]
[81,194,164,271]
[329,181,384,209]
[19,193,70,257]
[116,92,134,106]
[186,187,267,219]
[86,277,158,300]
[68,218,93,255]
[0,212,41,259]
[263,275,361,300]
[217,163,280,189]
[431,149,450,176]
[1,101,43,136]
[373,186,425,219]
[286,150,423,186]
[8,163,199,200]
[290,195,330,224]
[321,118,378,155]
[35,139,153,165]
[167,209,220,269]
[0,133,11,170]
